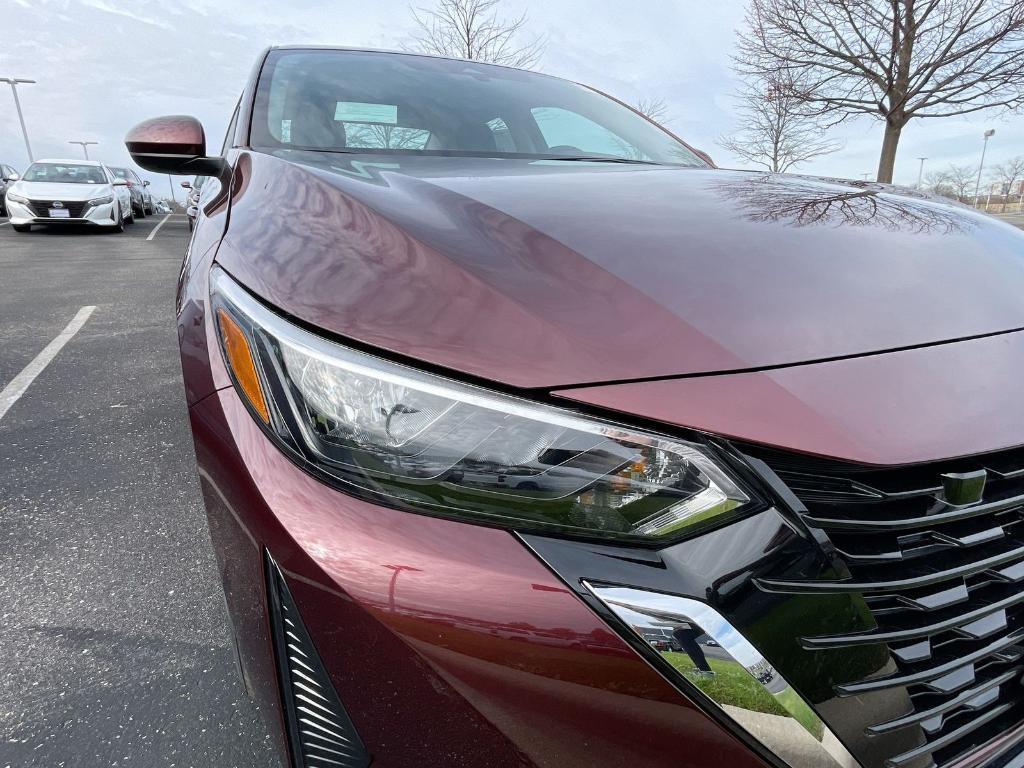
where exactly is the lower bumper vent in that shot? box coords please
[266,552,371,768]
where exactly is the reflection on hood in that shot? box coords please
[713,173,977,235]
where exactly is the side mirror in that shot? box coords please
[142,180,150,186]
[180,181,192,189]
[4,172,19,182]
[125,115,226,175]
[112,179,128,187]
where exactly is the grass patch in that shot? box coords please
[662,653,823,740]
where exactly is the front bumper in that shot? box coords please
[5,199,120,226]
[190,386,769,768]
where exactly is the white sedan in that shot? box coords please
[4,159,133,233]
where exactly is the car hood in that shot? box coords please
[218,151,1024,389]
[12,181,113,200]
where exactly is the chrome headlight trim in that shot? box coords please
[85,194,114,208]
[210,266,759,543]
[586,583,861,768]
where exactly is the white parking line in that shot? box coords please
[146,214,172,241]
[0,306,96,422]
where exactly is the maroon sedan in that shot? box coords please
[127,47,1024,768]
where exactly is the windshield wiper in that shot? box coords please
[543,156,661,165]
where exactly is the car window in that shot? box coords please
[531,107,645,159]
[22,163,108,184]
[221,99,240,155]
[486,118,517,152]
[251,49,705,166]
[110,168,131,179]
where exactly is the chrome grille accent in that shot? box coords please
[757,446,1024,768]
[265,553,370,768]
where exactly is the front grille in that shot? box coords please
[265,553,371,768]
[757,446,1024,768]
[27,200,88,218]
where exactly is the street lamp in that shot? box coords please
[0,77,36,162]
[916,157,928,189]
[973,129,996,206]
[68,140,98,160]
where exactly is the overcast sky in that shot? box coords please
[2,0,1021,199]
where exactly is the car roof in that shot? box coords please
[34,158,105,166]
[267,44,537,75]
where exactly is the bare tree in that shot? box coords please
[408,0,545,68]
[943,163,977,201]
[737,0,1024,183]
[635,97,670,124]
[990,156,1024,209]
[924,169,955,198]
[718,77,842,172]
[346,123,428,150]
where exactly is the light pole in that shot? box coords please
[0,77,36,162]
[973,129,996,206]
[68,141,98,160]
[916,157,928,189]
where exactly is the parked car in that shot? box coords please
[181,176,205,231]
[109,166,154,217]
[154,200,172,214]
[126,46,1024,768]
[0,163,20,216]
[4,159,132,232]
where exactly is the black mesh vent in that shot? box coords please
[753,445,1024,768]
[27,200,88,217]
[266,553,371,768]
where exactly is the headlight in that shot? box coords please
[85,195,114,208]
[210,267,756,541]
[6,192,27,204]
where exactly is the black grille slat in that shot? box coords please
[836,629,1024,695]
[804,495,1024,532]
[754,444,1024,768]
[26,199,88,218]
[803,589,1024,649]
[867,670,1021,735]
[758,543,1024,594]
[887,703,1015,768]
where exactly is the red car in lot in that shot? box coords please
[127,46,1024,768]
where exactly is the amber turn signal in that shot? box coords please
[216,308,270,423]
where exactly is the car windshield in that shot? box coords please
[251,50,706,166]
[22,163,107,184]
[110,168,131,179]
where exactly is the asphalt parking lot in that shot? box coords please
[0,215,282,768]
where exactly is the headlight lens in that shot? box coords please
[6,192,27,204]
[211,267,755,541]
[85,195,114,208]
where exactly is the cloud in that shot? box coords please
[77,0,174,30]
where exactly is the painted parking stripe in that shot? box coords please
[146,214,172,241]
[0,306,96,422]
